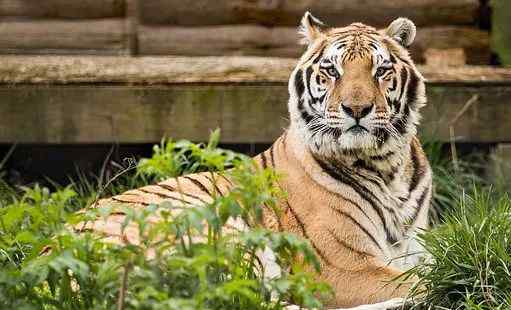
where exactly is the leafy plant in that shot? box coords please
[0,132,331,309]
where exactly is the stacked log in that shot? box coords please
[138,25,490,65]
[0,0,129,55]
[139,0,478,27]
[0,0,492,65]
[137,0,488,65]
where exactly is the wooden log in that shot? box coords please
[414,27,490,65]
[138,25,302,58]
[491,0,511,66]
[139,0,478,27]
[0,20,129,55]
[0,83,510,144]
[137,25,490,65]
[0,57,511,144]
[1,56,510,85]
[0,0,125,19]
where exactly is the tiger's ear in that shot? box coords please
[299,11,326,45]
[386,18,416,47]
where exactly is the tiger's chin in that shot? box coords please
[307,130,381,159]
[338,131,379,150]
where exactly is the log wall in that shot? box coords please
[0,0,495,65]
[1,56,511,144]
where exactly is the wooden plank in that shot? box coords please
[0,84,510,144]
[137,25,489,65]
[1,56,511,85]
[139,0,478,27]
[0,0,125,19]
[0,20,129,55]
[491,0,511,66]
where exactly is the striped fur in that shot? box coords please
[86,13,432,308]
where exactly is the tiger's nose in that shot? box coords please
[341,103,374,120]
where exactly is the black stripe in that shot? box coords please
[181,176,212,196]
[260,151,268,169]
[409,142,425,193]
[312,46,325,64]
[396,67,408,112]
[293,69,305,99]
[313,156,398,244]
[138,188,171,199]
[218,174,234,187]
[112,196,149,206]
[369,151,395,161]
[328,195,379,232]
[395,54,411,65]
[269,144,276,168]
[297,99,314,123]
[305,67,315,100]
[286,201,334,267]
[204,174,224,196]
[266,203,283,232]
[138,188,191,205]
[407,185,431,231]
[392,104,410,135]
[330,209,384,253]
[353,160,385,182]
[406,69,420,109]
[154,184,209,204]
[327,228,375,257]
[389,53,397,64]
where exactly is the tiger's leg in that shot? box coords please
[260,248,411,310]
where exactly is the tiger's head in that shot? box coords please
[289,12,426,159]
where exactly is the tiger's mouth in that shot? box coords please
[346,124,369,134]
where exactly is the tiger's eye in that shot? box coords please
[375,67,387,78]
[327,67,337,77]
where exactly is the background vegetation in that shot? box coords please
[0,134,509,309]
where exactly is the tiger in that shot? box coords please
[85,12,432,309]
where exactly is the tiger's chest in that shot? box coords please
[275,165,430,270]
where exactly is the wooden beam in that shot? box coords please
[0,83,510,144]
[0,20,129,55]
[1,56,510,85]
[0,0,125,19]
[137,25,490,65]
[0,56,509,144]
[139,0,479,27]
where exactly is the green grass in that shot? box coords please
[0,132,331,309]
[406,189,511,309]
[1,134,510,309]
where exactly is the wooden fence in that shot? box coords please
[0,0,506,65]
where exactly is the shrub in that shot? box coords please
[406,189,511,309]
[0,132,331,309]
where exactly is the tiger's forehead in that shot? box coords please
[322,24,390,65]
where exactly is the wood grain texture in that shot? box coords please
[1,56,510,85]
[0,84,510,144]
[137,25,489,65]
[0,0,125,19]
[0,20,129,55]
[139,0,479,27]
[137,25,302,58]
